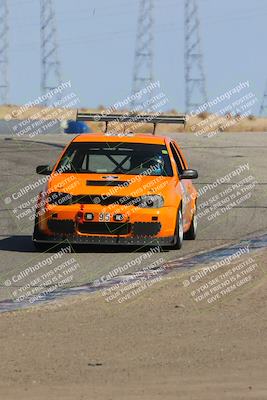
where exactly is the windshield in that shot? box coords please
[56,142,173,176]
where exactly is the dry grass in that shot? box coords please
[1,105,267,133]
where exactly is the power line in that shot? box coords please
[0,0,9,104]
[184,0,208,113]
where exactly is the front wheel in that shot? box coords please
[171,206,184,250]
[32,240,49,251]
[32,214,50,251]
[184,206,197,240]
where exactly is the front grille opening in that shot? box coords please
[132,222,161,236]
[72,195,140,207]
[78,222,131,235]
[47,219,75,234]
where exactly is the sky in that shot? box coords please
[7,0,267,114]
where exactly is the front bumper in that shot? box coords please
[35,205,177,246]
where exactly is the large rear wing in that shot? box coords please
[76,111,186,135]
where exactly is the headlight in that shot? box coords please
[47,192,72,206]
[137,195,164,208]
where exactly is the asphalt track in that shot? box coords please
[0,132,267,306]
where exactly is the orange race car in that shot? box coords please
[33,112,198,249]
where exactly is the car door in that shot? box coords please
[169,142,193,228]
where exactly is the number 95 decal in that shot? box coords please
[99,213,111,222]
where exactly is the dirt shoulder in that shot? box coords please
[0,249,266,400]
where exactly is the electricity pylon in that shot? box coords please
[260,81,267,115]
[131,0,154,110]
[0,0,9,104]
[185,0,208,113]
[40,0,62,105]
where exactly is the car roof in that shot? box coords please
[72,133,169,145]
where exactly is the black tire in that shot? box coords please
[171,206,184,250]
[32,240,49,251]
[184,206,197,240]
[33,214,40,238]
[32,214,50,251]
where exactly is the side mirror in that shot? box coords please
[36,165,51,175]
[180,169,198,180]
